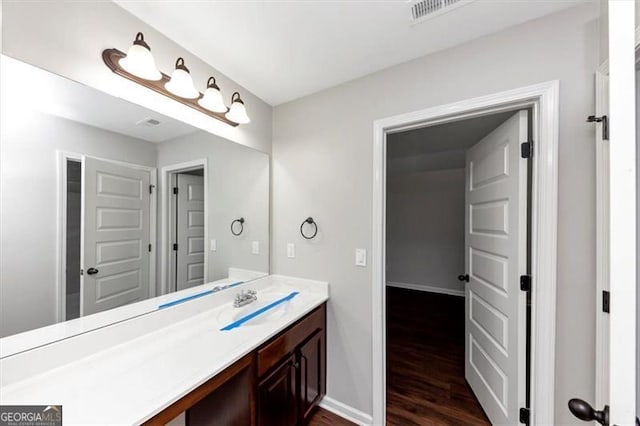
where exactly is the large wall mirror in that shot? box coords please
[0,55,270,343]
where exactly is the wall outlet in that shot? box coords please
[210,239,217,251]
[252,241,260,255]
[355,248,367,267]
[287,243,296,258]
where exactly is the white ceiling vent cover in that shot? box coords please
[409,0,473,24]
[136,117,161,127]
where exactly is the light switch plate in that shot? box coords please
[210,239,217,251]
[287,243,296,258]
[355,248,367,267]
[252,241,260,255]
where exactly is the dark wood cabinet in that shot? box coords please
[258,354,298,426]
[144,303,326,426]
[298,330,324,423]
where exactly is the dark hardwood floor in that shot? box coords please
[386,287,490,426]
[308,407,356,426]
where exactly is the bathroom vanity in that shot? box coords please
[148,303,325,425]
[0,275,328,425]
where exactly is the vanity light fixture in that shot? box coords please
[198,77,228,113]
[165,57,200,99]
[102,32,250,127]
[226,92,251,124]
[118,32,162,81]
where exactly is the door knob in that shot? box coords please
[568,399,609,426]
[86,267,99,275]
[458,274,469,282]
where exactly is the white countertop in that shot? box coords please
[0,275,328,425]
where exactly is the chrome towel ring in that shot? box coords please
[231,217,245,236]
[300,217,318,240]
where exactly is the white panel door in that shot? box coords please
[176,174,205,291]
[465,110,527,425]
[81,157,151,316]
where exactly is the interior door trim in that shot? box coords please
[372,80,560,425]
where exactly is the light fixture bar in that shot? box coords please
[102,48,239,127]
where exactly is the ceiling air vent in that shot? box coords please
[135,117,161,127]
[409,0,472,24]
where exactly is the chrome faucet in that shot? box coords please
[233,289,257,308]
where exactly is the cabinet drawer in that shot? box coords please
[257,304,325,377]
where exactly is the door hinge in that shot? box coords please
[148,244,152,252]
[587,115,609,141]
[521,141,533,159]
[519,407,530,425]
[149,184,155,194]
[173,187,179,195]
[602,290,610,313]
[520,275,532,292]
[173,243,178,251]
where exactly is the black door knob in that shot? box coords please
[458,274,469,282]
[86,267,99,275]
[568,399,609,426]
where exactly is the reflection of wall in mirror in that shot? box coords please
[157,131,270,290]
[0,107,157,337]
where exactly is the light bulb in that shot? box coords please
[118,32,162,81]
[165,57,200,99]
[225,92,251,124]
[198,77,228,113]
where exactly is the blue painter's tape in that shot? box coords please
[158,290,214,309]
[157,281,245,310]
[220,291,300,331]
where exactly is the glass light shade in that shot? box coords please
[225,92,251,124]
[118,33,162,81]
[119,43,162,81]
[198,84,227,113]
[165,58,200,99]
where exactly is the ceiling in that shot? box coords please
[387,110,514,175]
[1,55,197,143]
[115,0,584,106]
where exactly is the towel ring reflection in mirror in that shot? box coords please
[231,217,245,236]
[300,217,318,240]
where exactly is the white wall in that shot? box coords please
[272,4,600,423]
[386,168,465,296]
[156,132,270,290]
[1,1,272,154]
[0,109,157,337]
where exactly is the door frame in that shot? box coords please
[55,151,158,322]
[160,158,208,296]
[372,81,559,425]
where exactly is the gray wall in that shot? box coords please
[1,0,272,154]
[272,4,600,423]
[157,132,270,289]
[386,168,465,295]
[0,109,157,337]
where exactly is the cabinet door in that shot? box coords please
[258,354,298,426]
[298,330,325,422]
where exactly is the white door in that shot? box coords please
[175,173,205,291]
[81,157,151,316]
[464,110,527,425]
[607,1,637,424]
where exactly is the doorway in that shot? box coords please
[385,110,529,424]
[372,82,560,425]
[59,154,156,321]
[170,168,206,292]
[160,159,208,296]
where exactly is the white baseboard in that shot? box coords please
[386,280,464,297]
[319,396,373,426]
